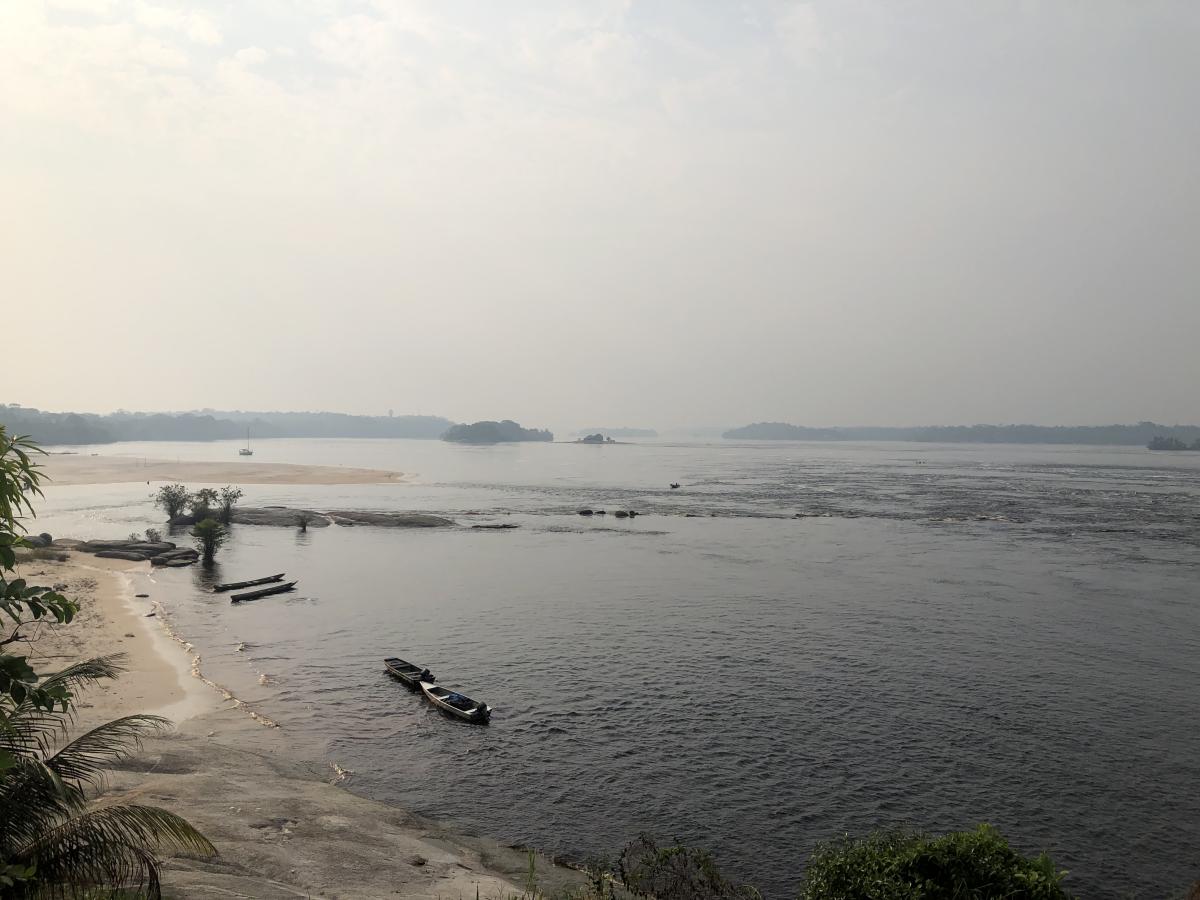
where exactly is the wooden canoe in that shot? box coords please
[213,573,285,592]
[230,581,297,603]
[384,657,433,687]
[419,681,491,723]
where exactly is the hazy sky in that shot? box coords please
[4,1,1198,429]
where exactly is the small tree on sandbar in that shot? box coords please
[153,483,191,520]
[191,519,226,564]
[218,486,243,524]
[189,488,219,522]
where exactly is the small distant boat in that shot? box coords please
[212,573,285,593]
[239,428,253,456]
[670,482,680,489]
[230,581,297,603]
[419,681,491,723]
[383,657,433,687]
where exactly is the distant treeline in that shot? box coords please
[724,421,1200,446]
[0,405,454,445]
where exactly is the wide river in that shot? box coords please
[34,438,1200,898]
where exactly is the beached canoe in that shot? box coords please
[213,573,285,593]
[419,681,491,723]
[230,581,297,603]
[383,657,433,687]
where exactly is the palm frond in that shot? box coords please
[47,714,171,786]
[14,804,217,897]
[0,758,79,857]
[37,656,127,698]
[0,656,127,758]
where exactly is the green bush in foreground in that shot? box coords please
[799,824,1073,900]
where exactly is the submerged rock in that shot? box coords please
[155,558,196,568]
[326,511,455,528]
[171,506,456,530]
[151,548,200,567]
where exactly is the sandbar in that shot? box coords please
[39,453,408,486]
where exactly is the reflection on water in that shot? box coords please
[33,439,1200,900]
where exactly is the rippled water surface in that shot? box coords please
[35,439,1200,898]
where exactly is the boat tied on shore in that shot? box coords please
[419,681,492,723]
[383,657,433,687]
[230,581,297,603]
[213,573,285,593]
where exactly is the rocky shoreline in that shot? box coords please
[168,507,456,529]
[27,507,458,566]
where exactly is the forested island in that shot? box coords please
[725,421,1200,447]
[0,405,453,445]
[1148,436,1200,451]
[441,420,553,443]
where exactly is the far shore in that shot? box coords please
[39,452,409,486]
[19,553,582,899]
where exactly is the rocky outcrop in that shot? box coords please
[232,508,331,528]
[67,538,199,566]
[326,511,455,528]
[168,509,330,528]
[169,507,455,529]
[24,533,54,548]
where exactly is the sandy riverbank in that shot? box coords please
[18,554,579,899]
[39,453,408,486]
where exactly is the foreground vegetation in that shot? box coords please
[461,824,1095,900]
[1,427,214,897]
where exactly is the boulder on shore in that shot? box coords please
[124,541,177,556]
[25,533,54,548]
[94,550,153,562]
[79,539,142,552]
